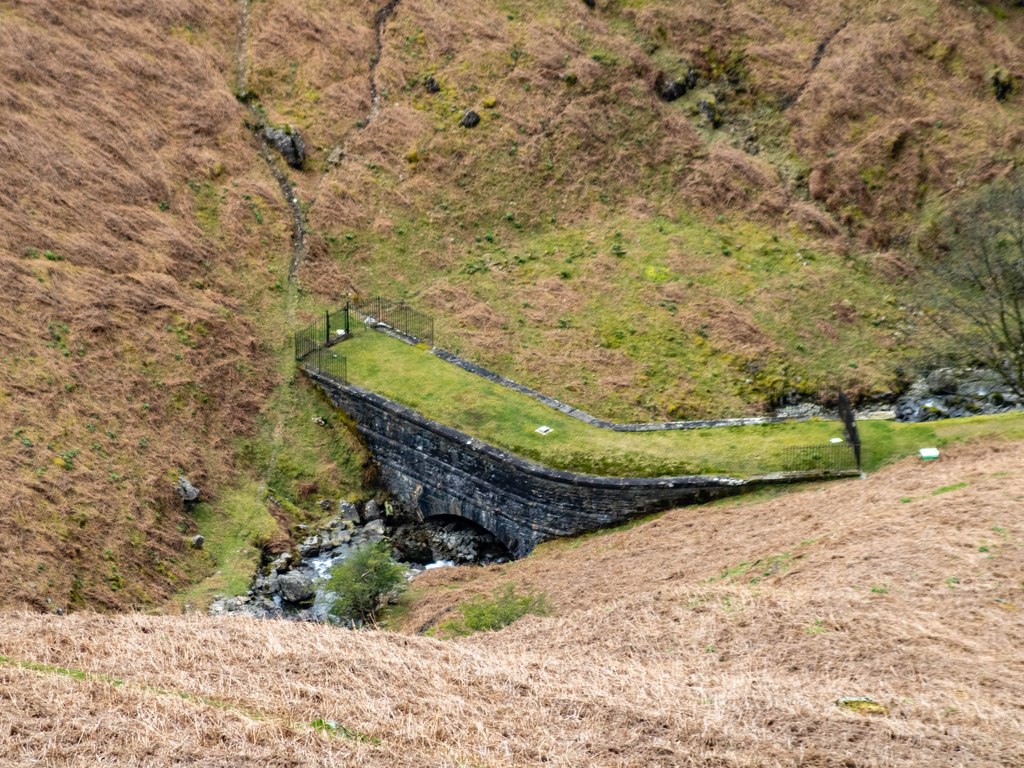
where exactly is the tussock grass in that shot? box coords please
[3,443,1023,765]
[0,1,370,612]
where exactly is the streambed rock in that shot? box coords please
[209,502,510,622]
[278,571,315,603]
[894,367,1021,422]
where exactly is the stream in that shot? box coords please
[209,500,509,622]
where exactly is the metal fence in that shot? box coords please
[351,296,434,346]
[782,443,859,473]
[294,308,349,360]
[294,314,327,360]
[300,344,348,384]
[294,308,348,384]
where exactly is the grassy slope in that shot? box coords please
[0,1,368,613]
[340,326,1024,475]
[2,442,1022,766]
[269,0,1024,419]
[1,0,1023,612]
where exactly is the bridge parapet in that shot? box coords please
[306,372,856,556]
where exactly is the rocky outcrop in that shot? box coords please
[263,126,306,169]
[895,368,1022,422]
[654,69,697,102]
[175,476,200,508]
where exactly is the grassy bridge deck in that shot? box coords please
[331,327,1024,478]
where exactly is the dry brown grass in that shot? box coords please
[2,442,1023,766]
[276,0,1024,419]
[0,1,299,610]
[2,0,1024,615]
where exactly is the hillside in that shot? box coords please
[1,0,1023,611]
[0,1,373,612]
[2,442,1022,766]
[292,0,1024,416]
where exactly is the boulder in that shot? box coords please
[298,535,322,557]
[460,110,481,128]
[925,368,958,395]
[263,126,306,169]
[175,476,200,506]
[362,499,382,521]
[278,571,315,604]
[992,66,1013,102]
[339,500,360,523]
[424,76,441,93]
[190,535,204,550]
[654,69,696,102]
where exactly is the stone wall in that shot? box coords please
[309,372,852,557]
[432,347,811,431]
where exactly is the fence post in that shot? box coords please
[344,303,350,336]
[837,390,862,471]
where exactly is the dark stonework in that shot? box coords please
[308,373,852,557]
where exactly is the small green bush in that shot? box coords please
[440,583,551,636]
[327,542,408,624]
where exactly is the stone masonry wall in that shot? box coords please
[308,372,843,557]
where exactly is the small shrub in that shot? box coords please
[440,583,551,636]
[805,617,828,635]
[327,542,408,624]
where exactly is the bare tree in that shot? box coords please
[918,177,1024,397]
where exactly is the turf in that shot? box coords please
[336,327,1024,477]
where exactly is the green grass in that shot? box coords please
[236,372,365,515]
[345,210,912,420]
[175,483,280,609]
[336,327,1024,477]
[435,582,552,637]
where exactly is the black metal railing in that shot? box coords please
[293,315,325,360]
[294,308,349,360]
[351,296,434,346]
[293,307,349,384]
[782,443,859,473]
[301,345,348,384]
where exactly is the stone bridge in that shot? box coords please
[307,372,846,557]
